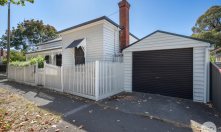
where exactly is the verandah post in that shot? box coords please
[95,61,100,101]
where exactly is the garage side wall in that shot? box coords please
[123,52,133,92]
[193,47,209,103]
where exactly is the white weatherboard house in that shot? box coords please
[26,17,138,66]
[17,0,211,103]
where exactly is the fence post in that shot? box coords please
[61,66,64,92]
[95,61,100,101]
[35,64,38,85]
[44,62,46,86]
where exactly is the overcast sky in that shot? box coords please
[0,0,220,39]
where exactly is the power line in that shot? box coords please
[107,10,119,17]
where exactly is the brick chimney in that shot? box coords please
[118,0,130,51]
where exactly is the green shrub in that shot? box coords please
[210,54,216,63]
[2,50,26,64]
[10,61,30,67]
[9,56,45,68]
[10,50,26,62]
[29,56,45,68]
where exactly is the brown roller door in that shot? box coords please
[132,48,193,99]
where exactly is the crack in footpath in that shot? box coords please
[95,102,193,129]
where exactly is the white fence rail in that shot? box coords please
[8,61,124,101]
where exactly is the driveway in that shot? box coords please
[99,92,221,130]
[0,80,220,132]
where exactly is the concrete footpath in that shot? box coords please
[0,80,219,132]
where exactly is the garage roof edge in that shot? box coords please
[123,30,212,51]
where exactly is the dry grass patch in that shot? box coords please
[0,88,61,132]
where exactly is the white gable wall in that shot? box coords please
[123,32,210,103]
[61,19,138,65]
[61,23,104,66]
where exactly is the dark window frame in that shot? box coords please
[56,54,62,67]
[75,47,85,65]
[45,55,50,64]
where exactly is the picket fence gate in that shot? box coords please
[8,61,124,101]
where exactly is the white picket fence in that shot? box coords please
[63,62,96,100]
[8,61,124,101]
[8,65,36,85]
[44,63,62,92]
[99,61,124,99]
[63,61,124,100]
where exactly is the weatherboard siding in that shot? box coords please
[61,21,138,65]
[193,47,208,102]
[62,24,104,66]
[123,32,210,103]
[103,23,120,60]
[103,22,138,60]
[123,52,132,92]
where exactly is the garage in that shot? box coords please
[123,30,211,103]
[132,48,193,99]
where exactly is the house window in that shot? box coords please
[56,54,62,66]
[75,47,85,65]
[45,55,50,64]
